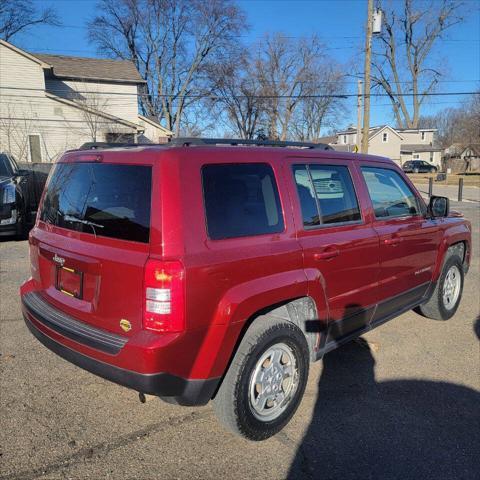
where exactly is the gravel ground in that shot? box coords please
[1,200,479,480]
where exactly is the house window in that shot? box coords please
[382,132,388,143]
[421,132,426,141]
[413,154,420,159]
[343,135,347,144]
[430,152,433,162]
[28,135,42,163]
[106,133,135,143]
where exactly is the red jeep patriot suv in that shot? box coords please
[21,138,471,440]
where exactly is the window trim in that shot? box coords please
[200,162,286,241]
[360,165,424,220]
[292,163,364,231]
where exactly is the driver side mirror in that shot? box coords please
[428,196,449,218]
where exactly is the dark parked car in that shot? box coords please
[403,160,438,174]
[0,153,33,237]
[21,139,471,440]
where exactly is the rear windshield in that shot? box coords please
[40,162,152,243]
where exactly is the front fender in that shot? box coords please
[432,221,471,281]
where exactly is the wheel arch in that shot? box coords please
[433,238,469,282]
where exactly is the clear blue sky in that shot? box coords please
[16,0,480,131]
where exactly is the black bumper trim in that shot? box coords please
[22,292,127,354]
[23,313,220,406]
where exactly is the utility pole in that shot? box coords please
[361,0,374,154]
[356,79,363,152]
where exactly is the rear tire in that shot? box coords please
[213,318,309,441]
[417,255,464,320]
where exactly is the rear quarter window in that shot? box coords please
[202,163,284,240]
[40,162,152,243]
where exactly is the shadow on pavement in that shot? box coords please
[288,337,480,480]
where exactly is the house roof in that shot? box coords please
[461,144,480,156]
[336,125,404,140]
[368,125,404,141]
[138,115,173,136]
[46,92,141,130]
[316,135,337,144]
[400,144,442,153]
[336,125,438,136]
[0,39,52,68]
[397,128,437,132]
[32,53,145,84]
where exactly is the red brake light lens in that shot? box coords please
[143,259,185,332]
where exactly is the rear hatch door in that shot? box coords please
[31,157,154,337]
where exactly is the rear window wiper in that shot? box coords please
[62,212,104,237]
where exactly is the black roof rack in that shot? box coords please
[79,142,157,150]
[78,138,332,151]
[169,137,332,150]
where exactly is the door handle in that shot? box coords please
[314,247,340,260]
[384,236,403,246]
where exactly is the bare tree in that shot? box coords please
[0,0,60,41]
[419,91,480,147]
[372,0,465,129]
[205,53,266,139]
[0,104,35,161]
[255,34,339,141]
[88,0,246,136]
[289,66,347,142]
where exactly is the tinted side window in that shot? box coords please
[0,154,13,176]
[40,163,152,243]
[202,163,284,240]
[293,164,361,226]
[361,167,420,218]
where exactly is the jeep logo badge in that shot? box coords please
[120,319,132,332]
[53,254,65,266]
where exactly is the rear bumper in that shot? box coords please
[22,293,220,406]
[0,225,18,236]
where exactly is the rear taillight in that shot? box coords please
[143,259,185,332]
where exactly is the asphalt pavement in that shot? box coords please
[1,200,479,480]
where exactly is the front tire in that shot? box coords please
[213,318,309,441]
[417,255,464,320]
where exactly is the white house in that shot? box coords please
[0,40,172,162]
[333,125,443,167]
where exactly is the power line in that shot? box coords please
[1,86,478,99]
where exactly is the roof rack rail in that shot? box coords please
[78,138,333,151]
[169,137,332,150]
[79,142,158,150]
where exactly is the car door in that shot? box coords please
[286,159,380,342]
[360,164,442,321]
